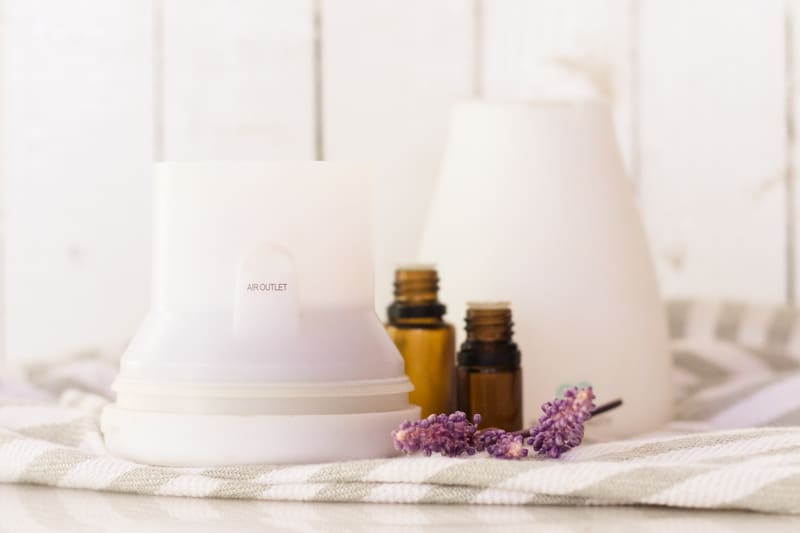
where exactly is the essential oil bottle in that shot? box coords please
[386,266,455,418]
[456,302,523,431]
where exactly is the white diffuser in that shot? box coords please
[102,161,418,466]
[420,101,672,437]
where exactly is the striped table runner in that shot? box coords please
[2,299,800,513]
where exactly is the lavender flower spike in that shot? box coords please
[527,386,596,459]
[473,428,528,460]
[392,412,481,458]
[486,432,529,460]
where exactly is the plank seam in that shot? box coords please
[313,0,325,160]
[473,0,484,98]
[152,0,164,162]
[629,0,641,193]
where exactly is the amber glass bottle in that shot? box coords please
[456,302,522,431]
[386,267,456,418]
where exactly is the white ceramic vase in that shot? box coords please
[420,101,672,437]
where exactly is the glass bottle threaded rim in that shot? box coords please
[393,265,440,304]
[388,265,446,321]
[457,301,520,368]
[464,301,513,343]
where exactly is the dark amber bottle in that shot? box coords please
[456,302,522,431]
[386,267,456,418]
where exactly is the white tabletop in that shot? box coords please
[1,484,797,532]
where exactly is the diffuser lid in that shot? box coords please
[120,161,405,384]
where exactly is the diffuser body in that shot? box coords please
[102,161,418,466]
[420,101,672,437]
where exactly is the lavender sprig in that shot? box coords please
[392,387,618,460]
[527,386,596,458]
[391,411,481,457]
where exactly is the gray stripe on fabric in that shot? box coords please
[727,472,800,514]
[18,448,89,486]
[426,458,545,487]
[523,494,591,506]
[593,429,788,462]
[419,484,483,504]
[19,417,98,448]
[766,308,797,347]
[107,467,179,495]
[705,444,800,464]
[666,300,692,339]
[743,346,799,372]
[675,378,718,400]
[714,301,746,341]
[575,465,706,502]
[673,349,730,381]
[308,459,388,483]
[312,482,374,502]
[209,480,266,499]
[0,433,16,447]
[676,378,773,421]
[202,464,279,482]
[28,376,110,398]
[763,406,800,426]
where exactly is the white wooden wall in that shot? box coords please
[1,0,797,363]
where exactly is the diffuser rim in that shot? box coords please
[102,404,421,466]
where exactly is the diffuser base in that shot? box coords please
[101,404,420,466]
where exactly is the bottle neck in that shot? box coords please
[387,268,446,324]
[465,306,513,342]
[458,304,520,368]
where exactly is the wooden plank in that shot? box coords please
[2,0,153,363]
[321,0,474,313]
[639,0,787,302]
[482,0,635,175]
[161,0,314,160]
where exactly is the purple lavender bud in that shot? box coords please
[392,411,481,458]
[474,428,528,460]
[527,386,596,459]
[486,432,528,460]
[474,428,505,452]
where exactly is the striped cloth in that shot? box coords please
[3,300,800,513]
